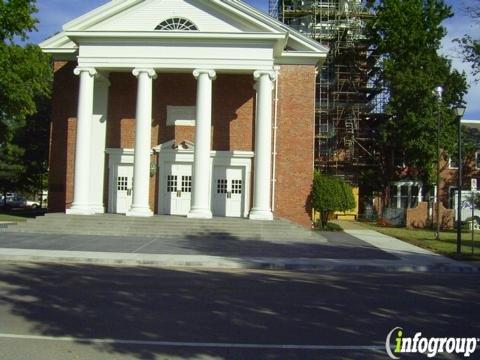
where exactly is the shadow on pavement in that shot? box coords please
[0,264,478,359]
[0,230,398,260]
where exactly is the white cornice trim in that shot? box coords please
[275,51,327,65]
[42,48,77,54]
[65,31,286,42]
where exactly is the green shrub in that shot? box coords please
[312,172,356,229]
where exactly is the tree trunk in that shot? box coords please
[321,210,329,229]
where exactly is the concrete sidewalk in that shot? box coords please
[0,224,477,272]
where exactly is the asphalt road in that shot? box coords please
[0,263,478,359]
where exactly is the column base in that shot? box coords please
[249,209,274,221]
[187,208,213,219]
[126,207,153,217]
[89,205,105,214]
[66,205,95,216]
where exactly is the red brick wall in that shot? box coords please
[274,65,316,227]
[48,61,78,212]
[439,152,480,207]
[106,73,254,150]
[213,75,255,151]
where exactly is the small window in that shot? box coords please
[232,180,242,194]
[167,175,177,192]
[217,179,227,194]
[155,18,198,31]
[182,176,192,193]
[448,156,458,169]
[117,176,128,191]
[449,187,458,209]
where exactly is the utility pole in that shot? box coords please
[454,105,466,256]
[434,86,443,240]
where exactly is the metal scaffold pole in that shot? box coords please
[275,0,384,187]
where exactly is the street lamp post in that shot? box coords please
[434,86,443,240]
[454,105,466,257]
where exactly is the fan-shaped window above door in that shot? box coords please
[155,18,199,31]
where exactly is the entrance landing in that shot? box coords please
[4,213,323,243]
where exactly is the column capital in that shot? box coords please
[253,70,277,82]
[132,68,157,79]
[193,69,216,80]
[74,67,97,77]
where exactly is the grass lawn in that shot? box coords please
[0,213,28,222]
[0,209,45,223]
[361,223,480,261]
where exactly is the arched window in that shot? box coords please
[155,17,198,31]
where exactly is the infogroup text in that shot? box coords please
[386,327,478,359]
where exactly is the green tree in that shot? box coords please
[17,96,51,196]
[366,0,467,185]
[0,0,52,200]
[455,1,480,80]
[312,172,356,229]
[339,181,356,212]
[0,138,25,206]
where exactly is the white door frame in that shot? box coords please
[154,140,253,217]
[212,165,246,217]
[106,148,134,214]
[164,162,193,216]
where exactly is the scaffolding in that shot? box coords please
[270,0,385,184]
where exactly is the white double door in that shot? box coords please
[212,166,244,217]
[114,165,133,214]
[162,163,245,217]
[164,163,192,216]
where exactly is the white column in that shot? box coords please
[407,185,412,208]
[418,185,423,203]
[249,70,276,221]
[396,185,402,209]
[89,73,110,213]
[126,68,157,217]
[67,67,97,215]
[187,69,216,219]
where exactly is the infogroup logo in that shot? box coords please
[385,327,478,359]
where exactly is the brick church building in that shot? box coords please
[40,0,327,227]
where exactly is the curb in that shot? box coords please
[0,249,477,273]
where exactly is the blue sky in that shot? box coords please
[27,0,479,119]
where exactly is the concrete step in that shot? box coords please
[4,228,318,241]
[17,225,305,235]
[6,222,316,234]
[23,218,306,231]
[14,223,307,234]
[42,213,304,225]
[7,225,314,236]
[38,215,302,228]
[5,214,319,241]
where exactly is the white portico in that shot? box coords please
[40,0,327,220]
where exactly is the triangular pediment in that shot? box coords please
[64,0,275,33]
[40,0,328,63]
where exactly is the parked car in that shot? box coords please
[2,196,40,209]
